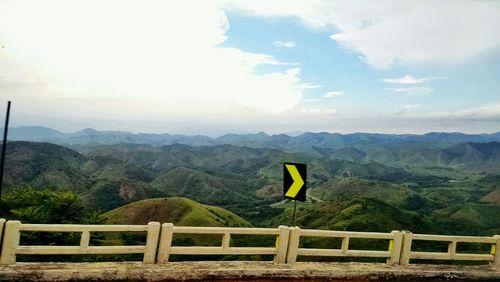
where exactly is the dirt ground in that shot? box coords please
[0,261,498,281]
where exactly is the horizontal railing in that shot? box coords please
[400,231,499,268]
[0,220,160,264]
[286,228,403,265]
[156,224,289,264]
[0,219,497,271]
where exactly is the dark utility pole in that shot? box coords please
[0,101,11,197]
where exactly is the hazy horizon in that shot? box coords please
[4,124,500,138]
[1,1,500,135]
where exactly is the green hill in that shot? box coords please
[3,140,499,238]
[311,177,416,206]
[149,167,257,207]
[3,141,89,192]
[104,197,251,247]
[432,203,500,235]
[267,198,432,234]
[105,197,250,227]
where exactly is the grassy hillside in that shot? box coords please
[150,167,256,207]
[267,198,433,234]
[105,197,251,248]
[105,197,250,227]
[311,177,415,206]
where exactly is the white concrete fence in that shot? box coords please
[156,224,290,264]
[0,219,498,270]
[286,228,403,265]
[399,231,500,267]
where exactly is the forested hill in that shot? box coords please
[2,139,500,236]
[2,141,412,213]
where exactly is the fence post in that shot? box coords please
[387,230,403,265]
[399,231,413,266]
[274,225,290,264]
[0,220,21,265]
[156,223,174,264]
[0,219,6,253]
[286,227,301,264]
[143,222,161,264]
[221,232,231,250]
[491,235,500,271]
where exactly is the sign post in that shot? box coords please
[0,101,11,197]
[283,162,306,226]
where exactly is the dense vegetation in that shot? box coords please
[0,189,102,225]
[0,189,105,261]
[2,129,500,240]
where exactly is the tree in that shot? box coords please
[0,188,105,257]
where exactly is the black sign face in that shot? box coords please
[283,162,307,202]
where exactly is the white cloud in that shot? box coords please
[386,87,433,95]
[273,41,296,48]
[226,1,500,68]
[298,83,322,89]
[422,104,500,121]
[382,75,446,85]
[324,91,345,98]
[301,108,337,116]
[0,0,308,124]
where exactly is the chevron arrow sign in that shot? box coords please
[283,162,307,202]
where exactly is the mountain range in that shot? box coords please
[1,126,500,237]
[5,126,500,150]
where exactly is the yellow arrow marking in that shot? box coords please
[285,164,304,198]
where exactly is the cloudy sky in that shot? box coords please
[1,0,500,135]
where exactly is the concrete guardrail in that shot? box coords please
[0,219,497,271]
[400,231,499,268]
[157,224,289,264]
[286,227,403,265]
[0,220,160,264]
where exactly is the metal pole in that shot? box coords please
[292,200,297,227]
[0,101,11,197]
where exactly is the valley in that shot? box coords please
[1,128,499,239]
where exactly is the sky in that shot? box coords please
[1,0,500,136]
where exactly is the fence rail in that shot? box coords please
[0,219,497,271]
[286,228,402,265]
[0,220,160,264]
[400,231,499,270]
[156,223,289,264]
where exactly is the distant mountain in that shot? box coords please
[443,142,500,165]
[4,126,216,146]
[442,142,500,173]
[149,167,256,207]
[311,178,416,206]
[5,126,500,152]
[364,141,500,172]
[7,126,64,142]
[2,141,89,192]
